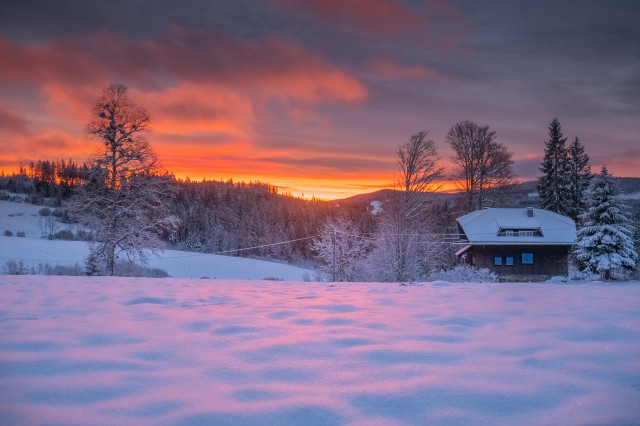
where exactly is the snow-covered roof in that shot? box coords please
[457,208,576,245]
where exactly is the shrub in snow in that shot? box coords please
[43,263,84,276]
[147,268,170,278]
[16,231,25,237]
[3,229,13,236]
[52,229,75,240]
[568,266,595,281]
[38,207,51,216]
[3,260,28,275]
[427,265,497,283]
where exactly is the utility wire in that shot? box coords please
[0,235,321,263]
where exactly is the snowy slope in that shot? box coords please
[0,200,79,238]
[0,201,312,280]
[0,236,311,280]
[0,277,639,425]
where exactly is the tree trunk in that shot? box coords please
[106,244,115,276]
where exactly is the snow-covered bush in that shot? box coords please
[427,265,498,283]
[83,256,170,278]
[51,229,75,240]
[3,260,28,275]
[568,266,595,281]
[3,229,13,236]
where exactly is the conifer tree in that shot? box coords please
[537,118,571,215]
[575,166,637,280]
[567,137,591,223]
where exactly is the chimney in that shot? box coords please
[526,207,534,217]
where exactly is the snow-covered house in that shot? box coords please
[455,207,576,281]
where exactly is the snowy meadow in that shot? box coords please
[1,276,639,425]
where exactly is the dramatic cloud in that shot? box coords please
[271,0,426,37]
[0,30,367,103]
[0,0,638,198]
[0,29,369,195]
[0,108,31,136]
[132,84,255,137]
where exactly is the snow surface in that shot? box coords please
[0,201,311,280]
[0,236,311,280]
[1,276,639,425]
[0,201,79,239]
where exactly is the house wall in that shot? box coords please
[467,245,570,281]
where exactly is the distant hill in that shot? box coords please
[333,177,640,212]
[335,188,457,208]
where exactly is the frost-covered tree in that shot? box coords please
[446,120,514,212]
[567,137,591,223]
[575,166,637,280]
[312,218,370,282]
[369,131,443,282]
[537,118,571,216]
[71,84,179,275]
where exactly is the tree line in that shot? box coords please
[1,83,637,279]
[537,118,637,279]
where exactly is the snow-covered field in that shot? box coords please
[1,276,639,425]
[0,200,311,280]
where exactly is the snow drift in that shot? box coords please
[1,277,639,424]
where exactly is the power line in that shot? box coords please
[0,235,321,264]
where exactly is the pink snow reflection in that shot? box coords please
[1,277,639,425]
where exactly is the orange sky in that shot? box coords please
[1,1,638,200]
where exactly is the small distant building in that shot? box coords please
[455,207,576,281]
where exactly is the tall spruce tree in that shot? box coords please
[575,166,637,280]
[537,118,571,216]
[567,137,592,223]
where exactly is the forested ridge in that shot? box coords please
[0,164,373,265]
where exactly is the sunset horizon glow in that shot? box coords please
[1,1,638,200]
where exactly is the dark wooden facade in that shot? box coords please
[460,244,570,281]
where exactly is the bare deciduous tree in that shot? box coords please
[71,84,179,276]
[397,131,444,219]
[446,120,514,212]
[312,217,370,282]
[87,83,154,190]
[370,131,443,282]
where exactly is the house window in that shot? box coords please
[521,230,534,237]
[505,256,514,266]
[494,256,502,266]
[505,230,514,236]
[522,252,534,264]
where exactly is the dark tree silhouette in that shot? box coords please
[537,118,571,215]
[446,120,514,212]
